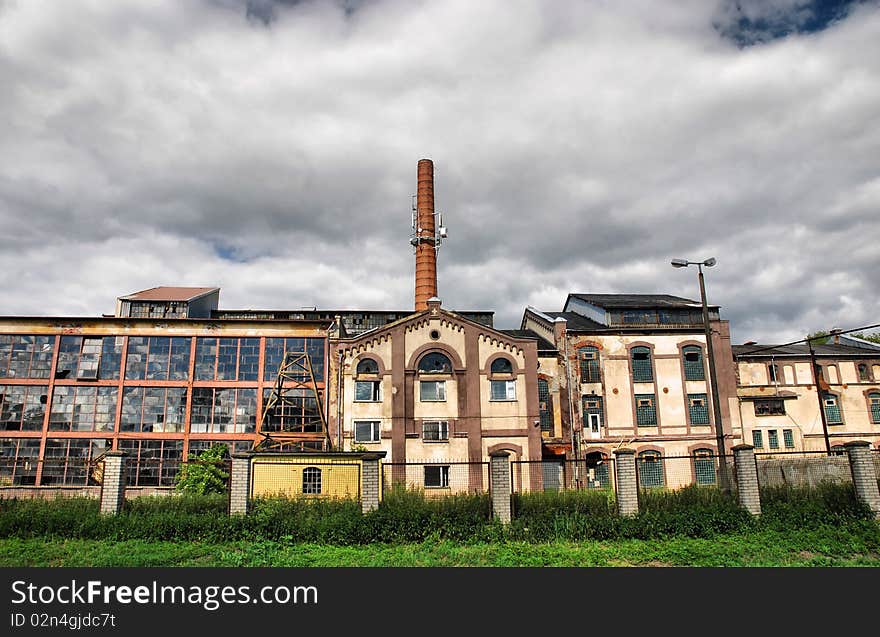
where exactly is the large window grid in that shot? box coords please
[49,386,117,432]
[631,347,653,382]
[41,439,110,486]
[119,439,183,487]
[0,385,47,431]
[120,387,187,433]
[0,335,54,379]
[125,337,191,381]
[264,338,325,382]
[261,388,323,433]
[682,346,705,381]
[190,388,256,433]
[195,337,260,381]
[693,449,716,485]
[57,336,123,381]
[0,438,41,485]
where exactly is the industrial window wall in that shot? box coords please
[0,331,326,486]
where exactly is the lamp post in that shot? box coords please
[671,257,730,490]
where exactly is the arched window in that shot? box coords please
[822,393,842,424]
[579,346,600,383]
[418,352,452,374]
[584,451,609,489]
[356,358,379,375]
[490,357,513,374]
[682,346,705,381]
[693,448,716,485]
[868,391,880,424]
[631,347,653,382]
[637,451,664,488]
[302,467,322,494]
[489,357,516,401]
[857,364,870,382]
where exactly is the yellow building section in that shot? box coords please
[250,455,366,500]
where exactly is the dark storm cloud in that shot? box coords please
[0,0,878,344]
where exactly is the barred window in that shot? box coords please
[693,449,716,485]
[637,451,664,488]
[688,394,709,425]
[783,429,795,449]
[538,379,552,434]
[869,392,880,424]
[752,430,764,449]
[682,346,705,381]
[631,347,653,382]
[635,394,657,426]
[424,465,450,488]
[768,429,779,449]
[578,347,600,383]
[822,394,842,424]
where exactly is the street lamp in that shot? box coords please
[671,257,730,489]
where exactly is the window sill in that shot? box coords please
[353,441,381,445]
[353,400,382,403]
[489,399,517,402]
[423,439,449,443]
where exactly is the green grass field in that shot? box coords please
[2,524,878,567]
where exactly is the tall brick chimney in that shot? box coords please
[414,158,438,311]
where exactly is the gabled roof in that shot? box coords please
[499,329,557,353]
[733,343,879,358]
[567,293,710,309]
[118,287,219,302]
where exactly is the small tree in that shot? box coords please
[175,443,230,495]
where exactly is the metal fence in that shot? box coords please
[511,458,617,493]
[382,460,489,496]
[634,454,736,491]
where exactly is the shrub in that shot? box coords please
[174,444,230,496]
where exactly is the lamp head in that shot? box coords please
[703,257,717,267]
[670,259,688,268]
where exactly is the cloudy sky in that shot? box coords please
[1,0,878,344]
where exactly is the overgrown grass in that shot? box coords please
[0,482,875,546]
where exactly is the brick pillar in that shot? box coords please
[228,453,252,516]
[489,451,512,523]
[845,441,880,518]
[99,451,126,515]
[361,452,385,513]
[613,448,638,517]
[733,444,761,516]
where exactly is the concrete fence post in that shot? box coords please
[361,452,385,513]
[99,451,126,515]
[845,441,880,518]
[613,448,638,517]
[489,451,512,523]
[228,453,252,516]
[733,444,761,516]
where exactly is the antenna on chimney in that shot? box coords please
[412,159,447,311]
